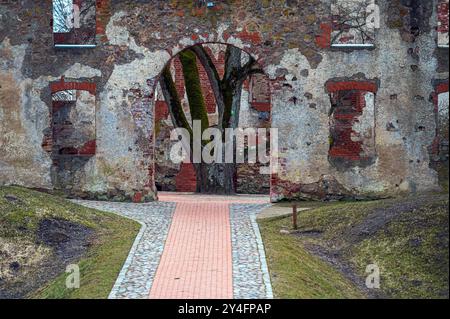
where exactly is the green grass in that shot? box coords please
[351,200,449,299]
[259,214,365,299]
[437,161,449,193]
[259,196,449,299]
[0,186,141,299]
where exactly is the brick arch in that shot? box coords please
[151,42,273,195]
[325,81,378,94]
[171,40,261,62]
[151,40,270,117]
[50,76,96,95]
[149,40,266,97]
[148,40,267,134]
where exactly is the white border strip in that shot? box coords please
[331,43,375,48]
[250,210,274,299]
[108,221,147,299]
[54,44,97,48]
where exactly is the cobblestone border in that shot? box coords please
[230,203,274,299]
[73,200,176,299]
[250,212,274,298]
[108,220,146,299]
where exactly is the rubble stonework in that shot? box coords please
[0,0,448,202]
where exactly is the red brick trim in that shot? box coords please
[432,81,449,106]
[155,100,169,121]
[250,102,271,112]
[438,0,449,34]
[176,163,197,192]
[436,82,449,95]
[133,192,143,203]
[315,23,332,49]
[326,81,378,93]
[58,140,96,156]
[96,0,111,35]
[327,87,373,162]
[41,133,53,153]
[50,77,96,95]
[236,27,263,45]
[78,140,97,155]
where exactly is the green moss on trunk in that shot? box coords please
[179,50,209,135]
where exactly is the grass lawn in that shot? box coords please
[0,186,141,299]
[259,194,449,299]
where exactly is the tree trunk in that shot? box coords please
[195,162,236,195]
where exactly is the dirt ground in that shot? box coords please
[0,217,94,299]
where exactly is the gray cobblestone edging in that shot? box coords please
[108,219,146,299]
[73,200,176,299]
[230,204,274,299]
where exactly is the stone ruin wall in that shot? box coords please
[0,0,448,202]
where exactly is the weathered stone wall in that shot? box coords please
[0,0,448,202]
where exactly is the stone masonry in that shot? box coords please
[0,0,448,202]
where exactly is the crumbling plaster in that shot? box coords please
[0,0,447,201]
[268,1,441,198]
[0,38,52,188]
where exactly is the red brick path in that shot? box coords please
[149,193,268,299]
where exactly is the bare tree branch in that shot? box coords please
[331,0,374,45]
[189,46,226,129]
[53,0,73,33]
[159,66,193,137]
[236,58,264,84]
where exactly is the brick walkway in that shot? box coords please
[149,201,233,299]
[76,193,272,299]
[149,193,270,299]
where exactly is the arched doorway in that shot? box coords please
[152,43,272,195]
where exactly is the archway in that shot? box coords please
[152,43,272,195]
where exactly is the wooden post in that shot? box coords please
[292,204,298,230]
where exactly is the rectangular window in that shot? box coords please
[53,0,96,48]
[51,90,96,157]
[435,83,449,159]
[438,0,449,48]
[49,79,96,190]
[327,81,377,167]
[331,0,376,48]
[438,90,449,142]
